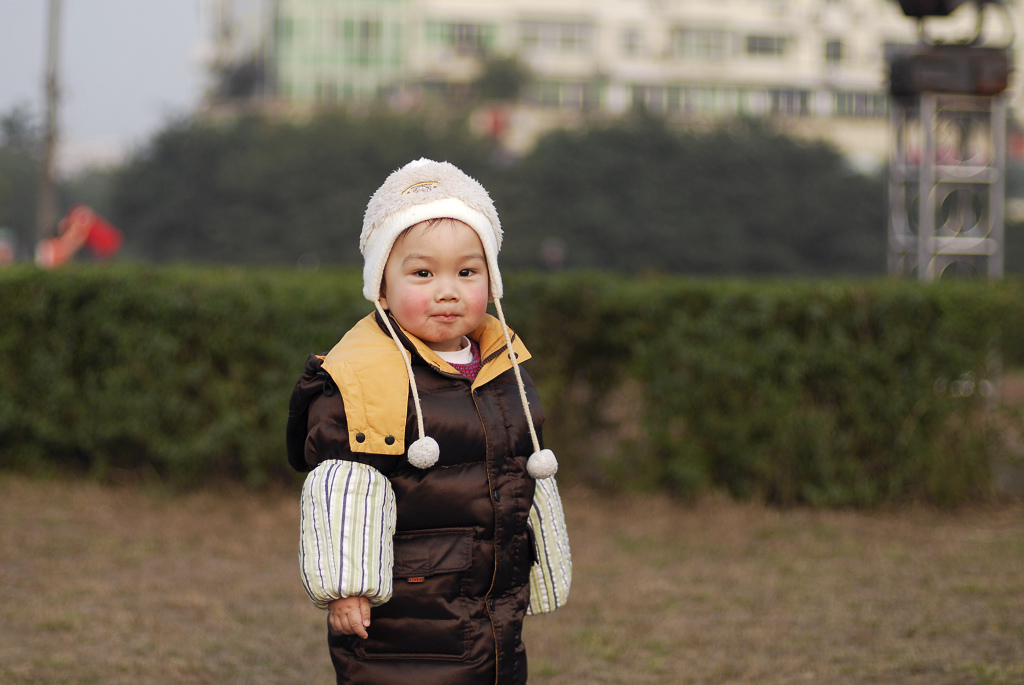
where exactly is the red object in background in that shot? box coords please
[483,106,509,141]
[36,204,123,268]
[83,209,124,258]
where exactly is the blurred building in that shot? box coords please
[199,0,272,101]
[199,0,1022,167]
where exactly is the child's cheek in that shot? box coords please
[466,285,490,310]
[402,290,433,318]
[467,291,488,313]
[414,291,434,312]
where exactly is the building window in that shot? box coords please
[883,41,917,65]
[746,34,787,57]
[666,86,682,110]
[634,86,664,111]
[622,28,642,56]
[685,86,735,114]
[674,28,730,60]
[520,22,593,54]
[277,17,294,43]
[834,91,889,118]
[522,80,599,109]
[454,23,492,55]
[340,18,382,66]
[358,20,381,62]
[769,89,810,115]
[317,81,339,103]
[630,85,742,115]
[825,40,843,63]
[426,22,495,56]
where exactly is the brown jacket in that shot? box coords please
[287,311,543,684]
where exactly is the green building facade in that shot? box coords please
[271,0,410,103]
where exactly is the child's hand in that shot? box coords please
[328,596,371,639]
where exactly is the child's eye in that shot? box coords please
[459,269,475,277]
[414,270,431,278]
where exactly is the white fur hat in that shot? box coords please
[360,158,503,303]
[363,158,557,480]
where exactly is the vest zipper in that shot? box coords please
[418,330,512,684]
[471,388,502,684]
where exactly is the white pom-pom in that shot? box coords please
[527,449,558,479]
[408,436,439,469]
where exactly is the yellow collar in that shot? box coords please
[320,312,532,455]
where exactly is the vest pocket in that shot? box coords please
[392,527,474,580]
[355,527,474,661]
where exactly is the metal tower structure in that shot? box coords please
[887,0,1012,280]
[889,90,1006,279]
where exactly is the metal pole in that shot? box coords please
[917,93,937,280]
[919,92,937,280]
[990,97,1005,278]
[888,101,904,275]
[36,0,62,243]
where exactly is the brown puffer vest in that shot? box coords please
[287,314,542,685]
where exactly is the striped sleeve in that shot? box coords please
[527,475,572,615]
[299,460,397,610]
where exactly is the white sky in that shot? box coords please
[0,0,203,174]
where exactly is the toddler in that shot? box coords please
[286,159,571,684]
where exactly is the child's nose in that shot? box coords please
[435,278,459,301]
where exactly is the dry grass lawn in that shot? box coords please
[1,475,1022,684]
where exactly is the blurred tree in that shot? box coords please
[210,55,266,102]
[473,57,531,102]
[0,105,42,260]
[1006,220,1024,274]
[109,111,895,275]
[498,116,887,276]
[59,166,118,220]
[110,112,494,264]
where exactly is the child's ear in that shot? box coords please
[379,279,388,309]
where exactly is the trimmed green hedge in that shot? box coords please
[1,265,1021,505]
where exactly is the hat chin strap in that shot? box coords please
[374,300,439,469]
[373,299,558,480]
[492,298,558,479]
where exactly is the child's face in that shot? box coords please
[380,218,489,352]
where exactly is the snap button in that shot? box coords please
[385,435,395,445]
[355,433,366,443]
